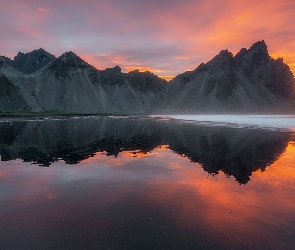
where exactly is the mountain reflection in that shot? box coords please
[0,116,290,184]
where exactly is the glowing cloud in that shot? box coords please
[37,7,50,13]
[0,0,294,76]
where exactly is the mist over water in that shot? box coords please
[151,114,295,130]
[0,116,294,249]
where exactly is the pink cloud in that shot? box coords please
[37,7,50,13]
[0,0,294,76]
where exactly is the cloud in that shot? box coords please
[37,7,50,13]
[1,141,294,249]
[0,0,294,76]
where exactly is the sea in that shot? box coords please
[0,115,294,249]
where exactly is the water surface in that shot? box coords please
[0,116,294,249]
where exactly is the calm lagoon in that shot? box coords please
[0,115,294,249]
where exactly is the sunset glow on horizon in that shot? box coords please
[1,0,295,78]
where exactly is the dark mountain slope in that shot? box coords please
[0,74,28,111]
[0,41,294,114]
[16,52,167,114]
[2,48,56,74]
[234,41,295,98]
[159,41,295,113]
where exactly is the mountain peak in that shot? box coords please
[211,49,233,61]
[104,65,122,74]
[219,49,232,56]
[234,40,270,70]
[112,65,122,73]
[248,40,269,59]
[14,48,55,61]
[47,51,93,78]
[206,49,234,70]
[249,40,267,51]
[7,48,56,74]
[59,51,81,61]
[36,48,47,52]
[56,51,91,67]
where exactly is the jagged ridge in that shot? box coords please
[159,41,295,113]
[1,48,56,74]
[0,41,294,114]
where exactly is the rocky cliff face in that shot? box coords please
[0,74,28,111]
[1,48,56,74]
[235,41,295,98]
[159,41,295,113]
[0,50,167,113]
[0,41,294,114]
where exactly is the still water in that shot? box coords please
[0,116,294,249]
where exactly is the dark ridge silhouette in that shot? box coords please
[158,40,295,113]
[1,48,56,74]
[0,51,167,114]
[0,40,294,114]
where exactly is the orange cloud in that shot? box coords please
[0,139,294,248]
[37,7,50,13]
[124,66,163,73]
[1,0,294,77]
[253,141,295,184]
[143,142,295,248]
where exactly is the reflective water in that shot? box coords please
[0,116,294,249]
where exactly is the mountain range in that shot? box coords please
[0,41,294,114]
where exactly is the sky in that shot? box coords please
[1,0,295,80]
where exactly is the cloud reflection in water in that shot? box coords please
[0,116,294,249]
